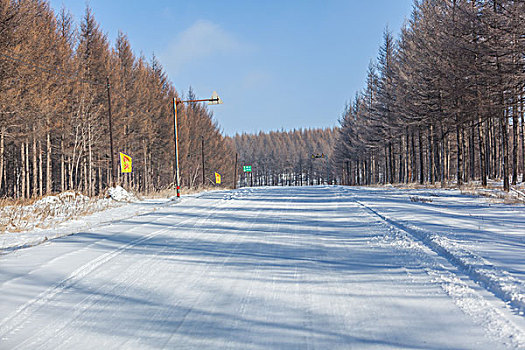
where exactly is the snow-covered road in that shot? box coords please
[1,186,524,349]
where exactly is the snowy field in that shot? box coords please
[1,186,524,349]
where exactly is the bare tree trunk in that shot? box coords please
[469,120,475,181]
[411,130,416,182]
[488,117,494,179]
[456,122,463,187]
[21,143,26,199]
[98,163,103,195]
[32,134,37,197]
[88,124,93,196]
[428,126,434,184]
[445,133,450,182]
[83,155,88,193]
[501,106,510,192]
[520,95,525,182]
[389,142,396,183]
[399,135,406,183]
[478,117,487,187]
[405,128,410,183]
[38,141,43,196]
[432,130,438,183]
[46,131,52,194]
[512,95,518,185]
[25,143,30,198]
[61,136,65,191]
[107,164,111,189]
[355,160,359,185]
[419,128,424,184]
[494,117,500,179]
[462,128,468,183]
[374,155,379,184]
[0,128,4,194]
[68,157,73,190]
[143,140,148,193]
[486,117,492,178]
[117,159,121,186]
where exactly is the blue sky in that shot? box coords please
[48,0,413,136]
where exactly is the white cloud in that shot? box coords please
[162,20,253,73]
[241,70,273,89]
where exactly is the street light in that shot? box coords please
[172,91,223,198]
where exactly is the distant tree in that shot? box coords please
[231,128,338,187]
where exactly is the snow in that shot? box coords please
[1,187,159,251]
[0,186,524,348]
[0,191,101,235]
[343,186,525,315]
[106,185,138,202]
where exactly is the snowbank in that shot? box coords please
[106,185,137,202]
[0,186,137,233]
[0,186,218,252]
[0,191,105,233]
[0,187,161,251]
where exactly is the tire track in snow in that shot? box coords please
[337,187,525,348]
[0,196,232,343]
[79,196,249,349]
[0,213,166,291]
[133,200,264,348]
[0,226,171,343]
[16,242,170,350]
[22,200,236,350]
[159,193,267,348]
[348,188,525,314]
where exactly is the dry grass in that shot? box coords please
[0,191,115,233]
[374,180,525,205]
[460,188,525,204]
[409,196,433,203]
[0,196,39,209]
[143,186,229,199]
[391,182,456,190]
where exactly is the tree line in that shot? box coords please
[0,0,235,199]
[334,0,524,191]
[231,128,337,187]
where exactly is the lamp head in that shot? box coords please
[208,91,223,105]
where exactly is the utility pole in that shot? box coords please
[172,98,181,197]
[201,136,205,187]
[106,77,115,186]
[234,153,238,189]
[172,92,222,198]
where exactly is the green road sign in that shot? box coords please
[243,165,252,172]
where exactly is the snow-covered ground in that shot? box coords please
[344,186,525,314]
[0,186,169,251]
[0,186,524,349]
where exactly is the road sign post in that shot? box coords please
[243,165,253,187]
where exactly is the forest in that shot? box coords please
[0,0,235,199]
[2,0,524,199]
[231,128,337,187]
[334,0,524,191]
